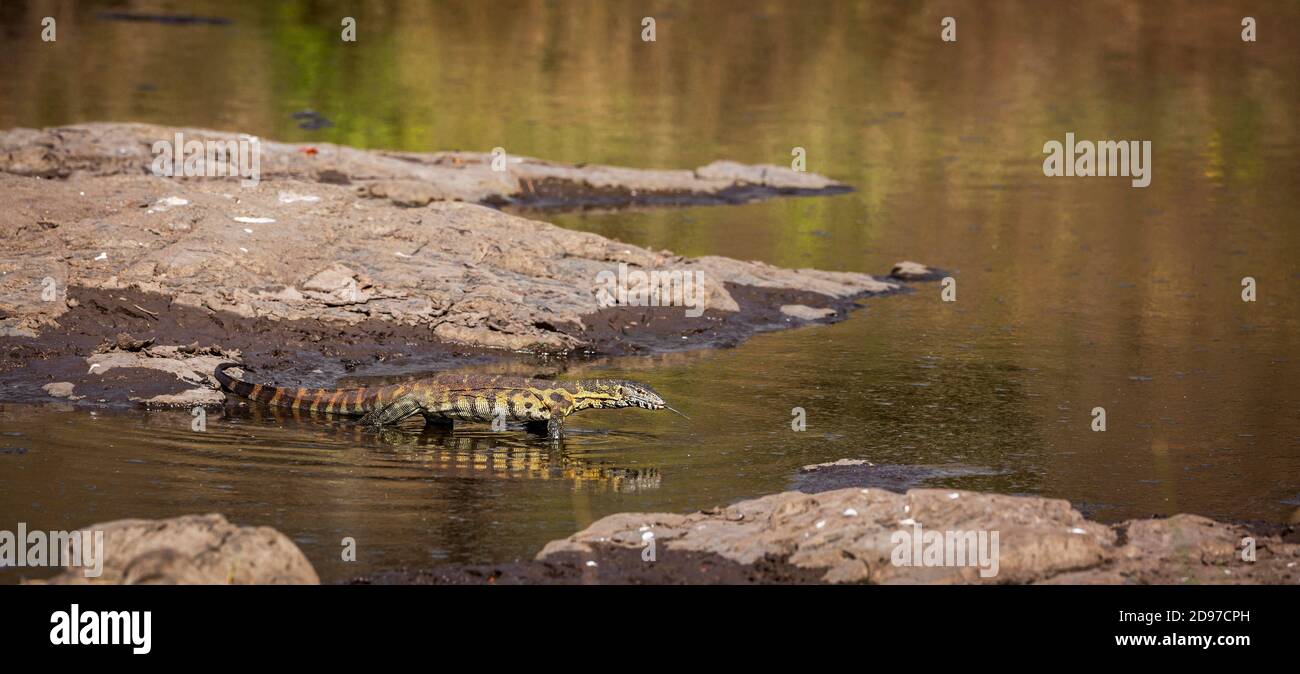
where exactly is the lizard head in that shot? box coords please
[573,380,688,419]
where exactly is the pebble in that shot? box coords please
[278,191,321,204]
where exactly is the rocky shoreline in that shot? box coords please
[31,474,1300,585]
[0,122,927,407]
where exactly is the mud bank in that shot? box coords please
[0,123,924,406]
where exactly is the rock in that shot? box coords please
[780,304,836,320]
[151,196,189,211]
[695,160,841,190]
[0,123,912,354]
[42,382,76,398]
[34,513,319,585]
[792,459,1003,493]
[0,123,849,209]
[536,487,1300,584]
[136,386,227,407]
[86,344,236,388]
[890,260,941,281]
[277,190,320,204]
[800,458,873,471]
[95,332,155,353]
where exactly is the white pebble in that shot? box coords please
[899,518,916,526]
[815,520,826,529]
[243,228,253,234]
[1069,527,1087,535]
[843,508,858,517]
[153,196,189,210]
[948,493,960,500]
[233,216,275,224]
[585,560,597,568]
[278,191,321,204]
[641,531,654,541]
[93,252,107,261]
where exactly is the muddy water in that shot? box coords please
[2,0,1299,582]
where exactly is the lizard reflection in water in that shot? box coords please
[228,404,663,492]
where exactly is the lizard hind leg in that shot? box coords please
[358,396,425,427]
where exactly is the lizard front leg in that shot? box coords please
[546,416,564,440]
[523,411,567,439]
[358,395,424,427]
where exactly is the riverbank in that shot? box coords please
[0,123,928,407]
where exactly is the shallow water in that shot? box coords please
[2,0,1298,582]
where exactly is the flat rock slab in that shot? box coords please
[0,123,923,405]
[0,122,850,209]
[535,488,1300,584]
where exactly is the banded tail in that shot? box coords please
[214,362,377,416]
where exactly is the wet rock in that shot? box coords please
[41,382,76,398]
[694,160,841,191]
[890,260,942,281]
[801,458,873,471]
[780,304,836,321]
[792,459,1002,493]
[34,513,319,585]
